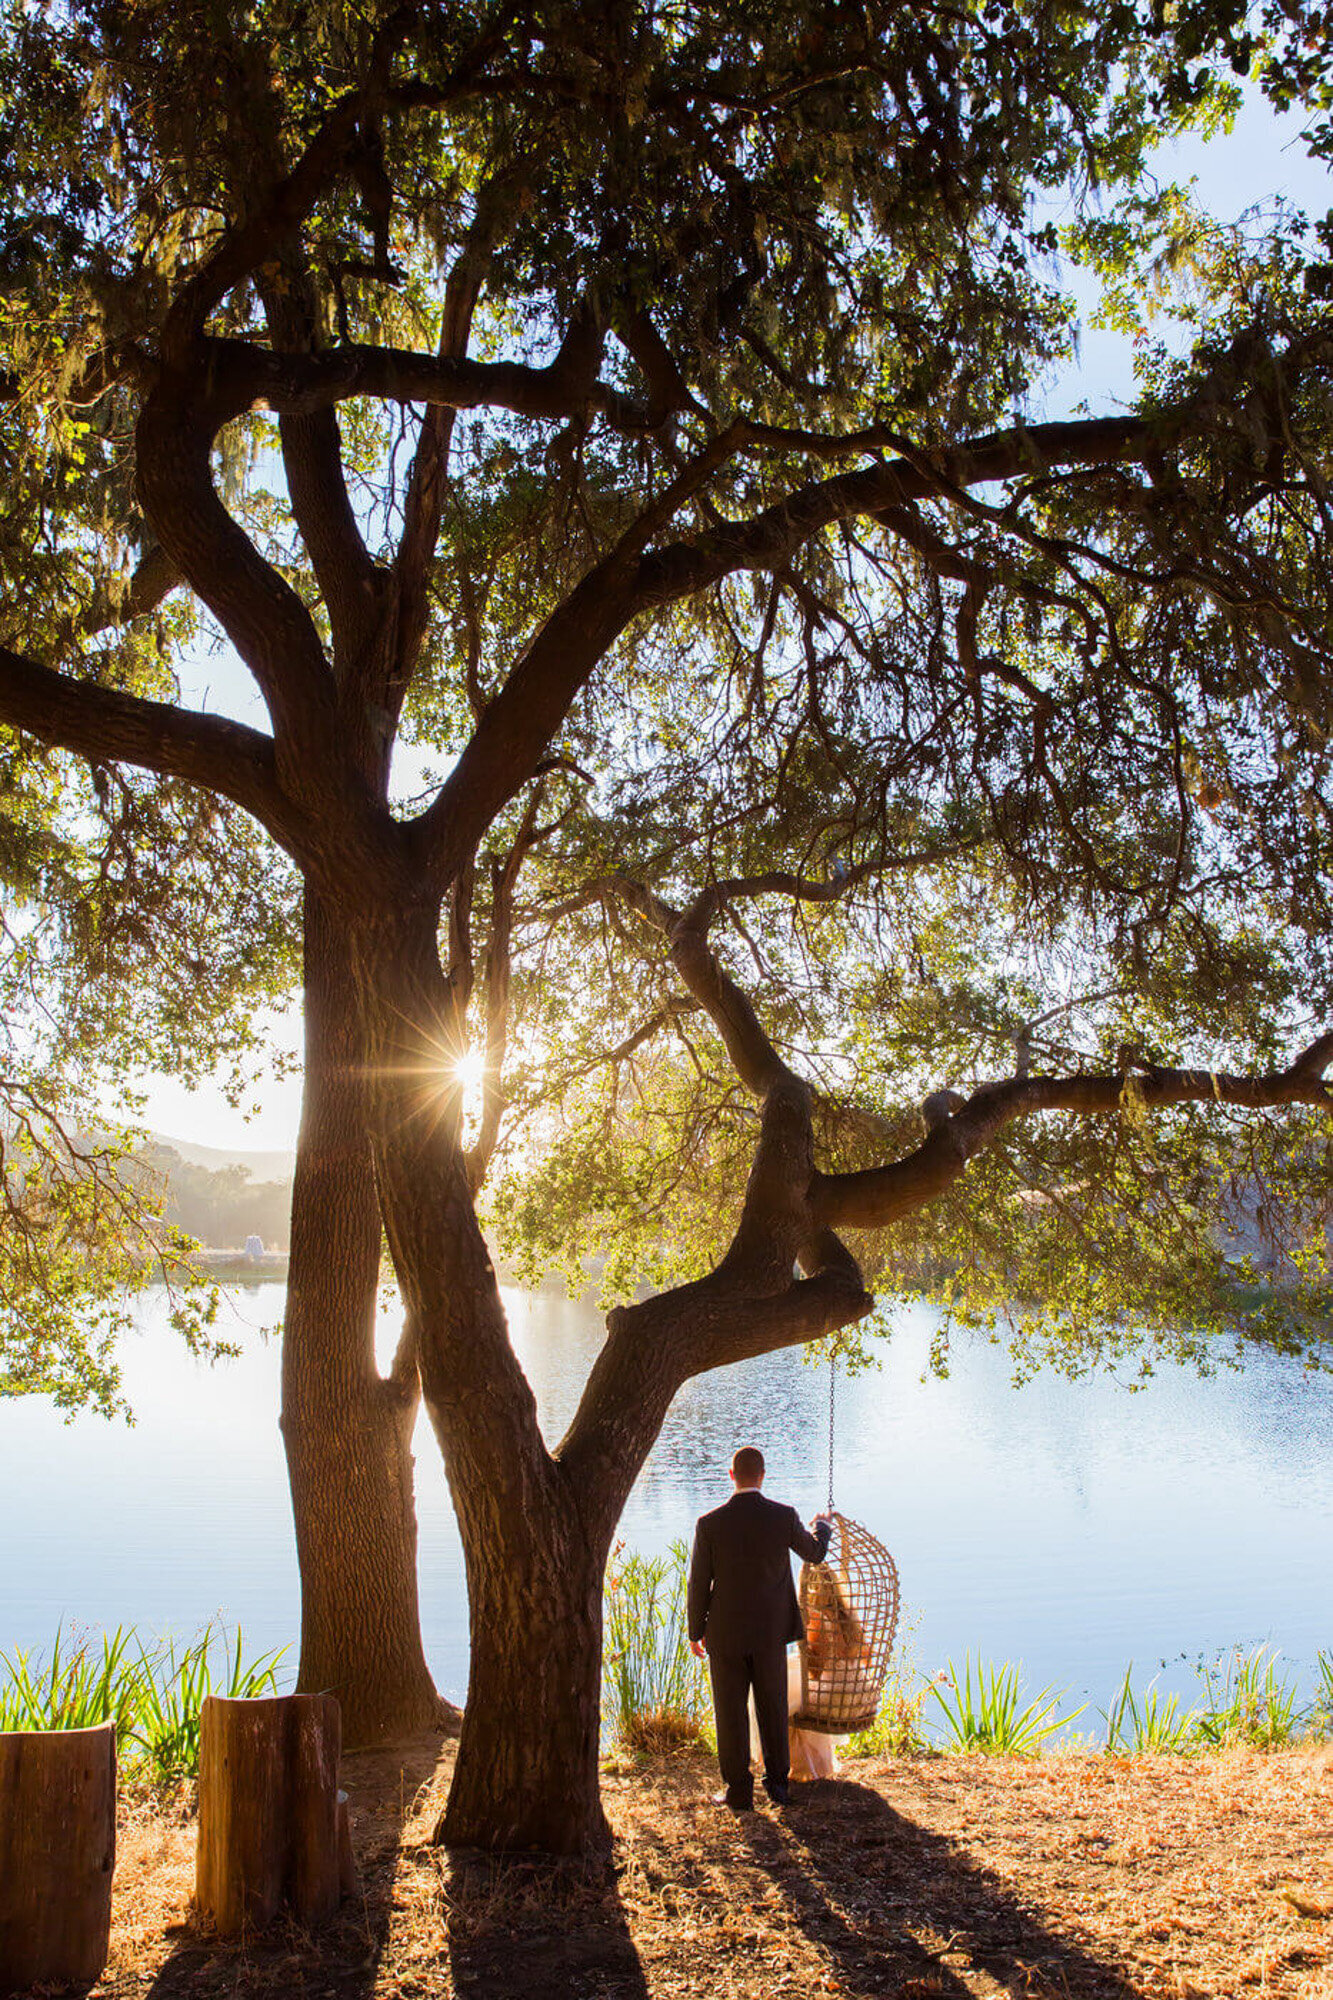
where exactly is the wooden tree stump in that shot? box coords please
[0,1723,116,1994]
[196,1693,346,1933]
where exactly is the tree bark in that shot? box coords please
[0,1723,115,1993]
[392,1152,614,1852]
[195,1693,342,1932]
[437,1492,611,1853]
[350,912,617,1850]
[281,889,446,1746]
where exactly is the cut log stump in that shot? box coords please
[0,1723,116,1995]
[196,1693,347,1933]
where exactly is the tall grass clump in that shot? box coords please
[128,1625,286,1778]
[931,1655,1082,1755]
[1102,1666,1199,1754]
[0,1626,143,1737]
[1191,1645,1300,1750]
[602,1540,709,1754]
[0,1622,286,1779]
[1311,1650,1333,1739]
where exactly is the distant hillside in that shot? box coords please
[134,1136,294,1253]
[149,1134,296,1181]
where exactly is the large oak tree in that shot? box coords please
[2,0,1332,1852]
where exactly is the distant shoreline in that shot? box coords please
[171,1251,289,1284]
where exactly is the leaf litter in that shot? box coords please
[88,1739,1333,1998]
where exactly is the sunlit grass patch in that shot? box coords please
[602,1539,709,1754]
[1102,1664,1200,1754]
[930,1654,1083,1755]
[1191,1644,1301,1751]
[0,1620,286,1778]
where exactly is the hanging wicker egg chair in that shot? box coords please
[792,1511,900,1734]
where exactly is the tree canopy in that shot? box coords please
[2,0,1333,1845]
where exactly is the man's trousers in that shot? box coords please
[707,1645,790,1804]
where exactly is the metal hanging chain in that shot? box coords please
[827,1346,837,1514]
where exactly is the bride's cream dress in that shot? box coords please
[749,1653,843,1780]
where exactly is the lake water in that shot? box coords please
[2,1284,1330,1727]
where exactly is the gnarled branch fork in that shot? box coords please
[557,873,1333,1504]
[558,879,873,1502]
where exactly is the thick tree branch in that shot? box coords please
[378,177,519,731]
[558,1257,870,1497]
[160,10,511,360]
[558,873,875,1494]
[632,414,1156,606]
[135,383,347,811]
[0,641,300,845]
[218,334,659,433]
[811,1034,1333,1231]
[601,877,785,1096]
[411,429,744,887]
[612,302,704,428]
[238,83,384,684]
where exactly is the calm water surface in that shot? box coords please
[2,1285,1330,1720]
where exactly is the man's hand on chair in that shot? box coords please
[814,1511,834,1528]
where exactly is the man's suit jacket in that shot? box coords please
[688,1489,832,1656]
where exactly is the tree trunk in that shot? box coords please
[437,1476,611,1854]
[357,911,661,1851]
[281,891,445,1746]
[196,1693,343,1932]
[0,1724,115,1993]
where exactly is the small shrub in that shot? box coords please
[602,1540,709,1752]
[931,1654,1081,1755]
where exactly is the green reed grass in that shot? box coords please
[1191,1644,1300,1750]
[128,1625,286,1777]
[1312,1650,1333,1737]
[1102,1666,1199,1754]
[931,1655,1082,1755]
[0,1625,143,1736]
[602,1539,710,1753]
[0,1621,286,1778]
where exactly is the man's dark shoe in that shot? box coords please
[764,1780,792,1806]
[712,1788,754,1810]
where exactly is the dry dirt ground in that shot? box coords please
[88,1737,1333,2000]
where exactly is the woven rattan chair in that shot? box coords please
[792,1511,900,1733]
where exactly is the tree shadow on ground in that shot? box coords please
[140,1730,450,2000]
[739,1777,1150,1999]
[443,1849,648,2000]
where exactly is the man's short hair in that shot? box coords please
[732,1446,765,1486]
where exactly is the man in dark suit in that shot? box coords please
[688,1445,833,1808]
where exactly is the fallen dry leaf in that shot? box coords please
[1281,1885,1333,1920]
